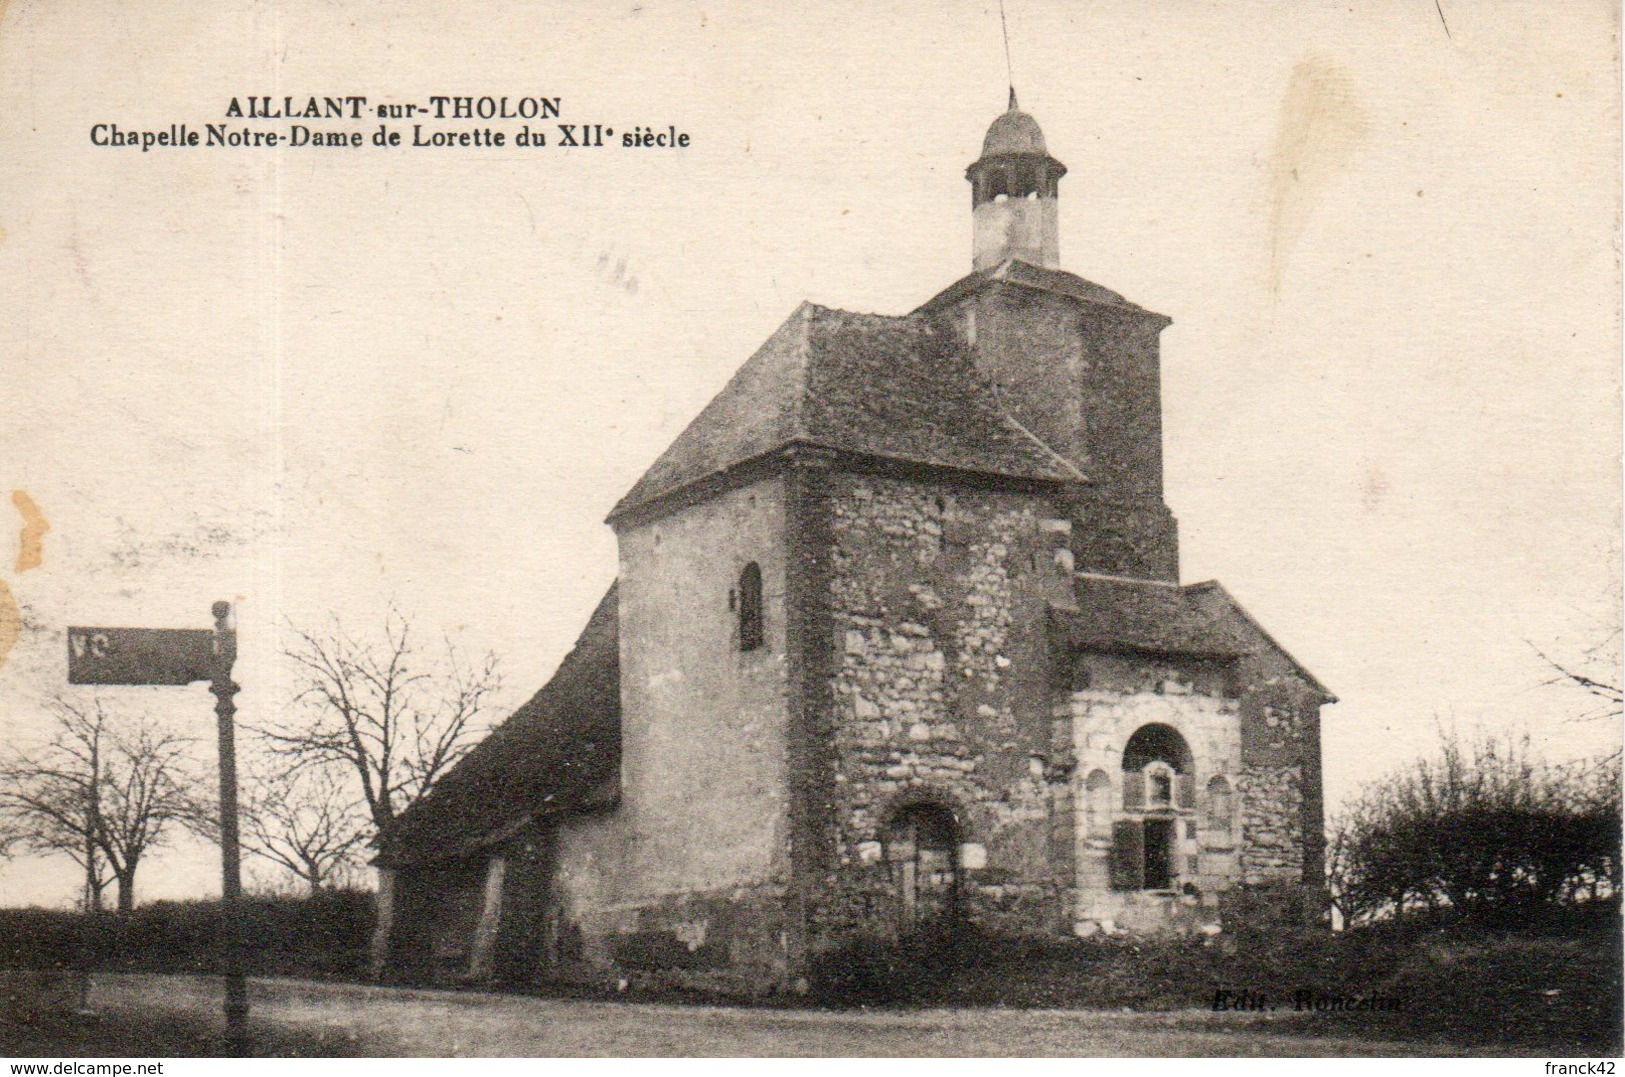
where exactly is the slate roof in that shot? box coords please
[1052,575,1245,658]
[1183,580,1336,701]
[608,302,1080,523]
[1051,575,1335,702]
[914,259,1164,320]
[374,584,621,867]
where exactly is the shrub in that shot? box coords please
[0,890,376,980]
[1328,731,1621,926]
[806,910,1619,1051]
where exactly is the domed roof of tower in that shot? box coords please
[980,89,1048,157]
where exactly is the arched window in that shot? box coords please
[1084,769,1113,840]
[885,804,959,937]
[737,562,763,652]
[1120,723,1194,810]
[1122,722,1193,773]
[1206,776,1233,834]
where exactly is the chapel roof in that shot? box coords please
[373,583,621,867]
[1054,575,1245,658]
[1050,575,1336,702]
[608,302,1081,524]
[914,258,1164,320]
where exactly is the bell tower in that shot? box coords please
[966,90,1066,271]
[922,92,1180,581]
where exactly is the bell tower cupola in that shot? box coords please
[967,89,1067,272]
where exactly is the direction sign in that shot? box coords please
[64,603,248,1052]
[67,626,217,685]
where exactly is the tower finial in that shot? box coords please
[999,0,1016,110]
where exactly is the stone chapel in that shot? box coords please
[371,94,1334,990]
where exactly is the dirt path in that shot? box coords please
[21,974,1493,1057]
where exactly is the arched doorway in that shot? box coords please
[885,804,959,937]
[1114,723,1196,892]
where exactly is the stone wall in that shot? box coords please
[549,816,792,989]
[1069,492,1180,582]
[1235,662,1326,890]
[1235,683,1320,885]
[818,472,1074,940]
[932,285,1168,496]
[1185,583,1330,894]
[933,286,1086,467]
[928,281,1177,581]
[1237,762,1304,885]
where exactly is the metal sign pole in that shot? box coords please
[66,603,249,1053]
[209,600,248,1055]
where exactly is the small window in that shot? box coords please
[737,562,763,652]
[1147,765,1174,808]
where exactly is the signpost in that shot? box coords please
[67,602,248,1056]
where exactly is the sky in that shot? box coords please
[0,0,1619,907]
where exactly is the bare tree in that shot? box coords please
[0,813,21,870]
[1531,629,1623,726]
[1527,623,1618,734]
[0,697,204,912]
[240,761,370,894]
[0,699,114,911]
[260,609,501,834]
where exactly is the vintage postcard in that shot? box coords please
[0,0,1619,1062]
